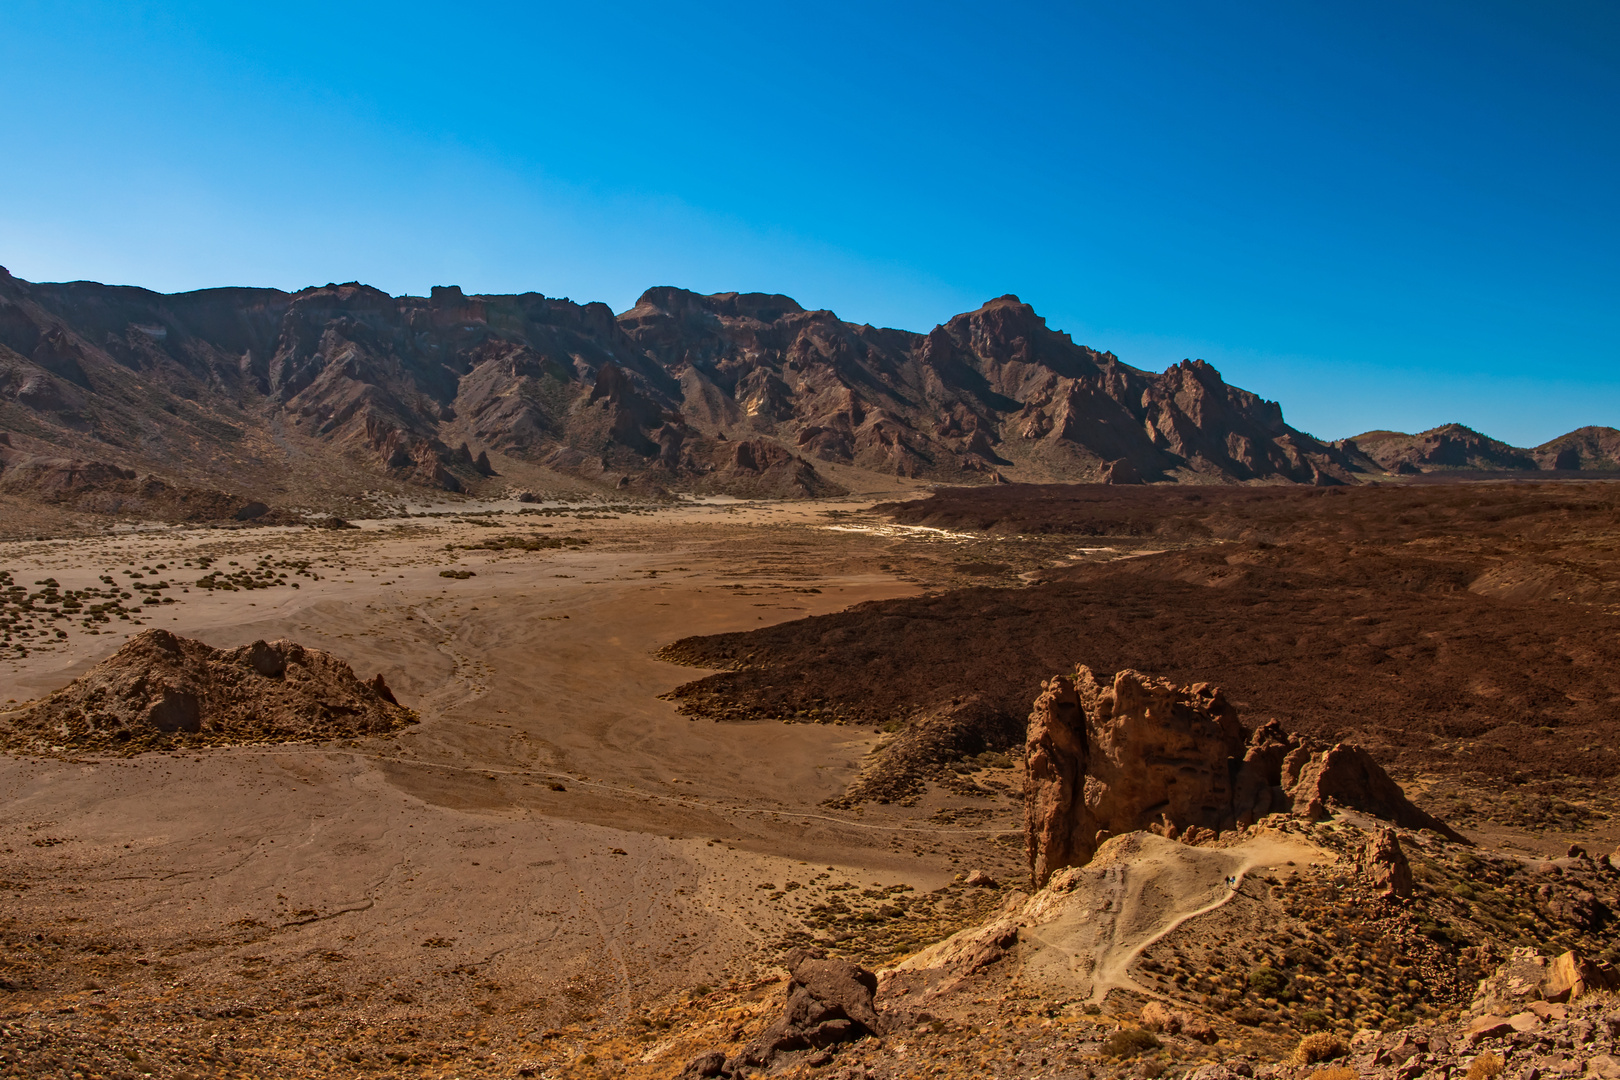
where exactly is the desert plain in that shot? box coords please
[2,479,1620,1080]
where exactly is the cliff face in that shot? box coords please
[0,266,1568,502]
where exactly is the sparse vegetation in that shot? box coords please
[1293,1031,1348,1065]
[1101,1028,1161,1059]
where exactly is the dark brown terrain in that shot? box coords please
[664,481,1620,832]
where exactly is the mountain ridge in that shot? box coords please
[0,266,1610,512]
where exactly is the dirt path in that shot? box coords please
[1084,832,1331,1001]
[906,831,1331,1003]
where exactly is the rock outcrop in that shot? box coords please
[1025,666,1464,886]
[1345,424,1541,473]
[0,629,415,753]
[1361,827,1413,898]
[1343,421,1620,475]
[0,441,281,522]
[1473,947,1620,1015]
[681,953,882,1077]
[1534,425,1620,471]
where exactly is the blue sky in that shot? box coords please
[1,1,1615,446]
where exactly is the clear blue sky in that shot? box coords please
[1,1,1615,446]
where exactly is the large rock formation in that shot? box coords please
[1362,826,1413,898]
[0,629,415,753]
[1024,666,1464,886]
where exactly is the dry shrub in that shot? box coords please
[1468,1051,1504,1080]
[1310,1069,1357,1080]
[1101,1028,1161,1059]
[1293,1032,1349,1065]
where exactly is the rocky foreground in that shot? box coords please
[2,626,1617,1078]
[653,667,1620,1079]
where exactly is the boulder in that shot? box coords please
[729,954,882,1071]
[1362,827,1413,899]
[678,1050,726,1078]
[1544,949,1619,1003]
[1140,1001,1179,1034]
[1472,948,1552,1015]
[1179,1015,1217,1043]
[1465,1015,1515,1043]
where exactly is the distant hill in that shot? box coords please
[0,266,1610,509]
[1343,423,1620,476]
[1343,424,1539,473]
[1534,425,1620,471]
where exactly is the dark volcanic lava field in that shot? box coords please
[664,481,1620,838]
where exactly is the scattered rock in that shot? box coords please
[0,629,416,753]
[963,869,998,888]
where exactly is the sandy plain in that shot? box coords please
[0,493,1049,1078]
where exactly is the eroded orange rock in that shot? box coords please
[1024,665,1465,886]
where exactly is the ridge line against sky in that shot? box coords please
[0,0,1615,446]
